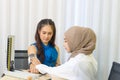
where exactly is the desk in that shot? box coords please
[0,72,66,80]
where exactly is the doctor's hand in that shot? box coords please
[29,57,41,74]
[29,63,39,74]
[31,57,41,66]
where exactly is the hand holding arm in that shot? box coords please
[31,57,41,65]
[29,57,41,74]
[29,64,39,74]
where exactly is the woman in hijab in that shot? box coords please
[31,26,97,80]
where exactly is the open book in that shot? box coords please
[4,70,41,80]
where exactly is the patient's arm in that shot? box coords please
[55,45,61,66]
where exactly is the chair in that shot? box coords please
[108,62,120,80]
[15,50,29,70]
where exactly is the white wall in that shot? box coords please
[0,0,120,80]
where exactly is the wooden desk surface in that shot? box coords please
[0,70,66,80]
[0,73,66,80]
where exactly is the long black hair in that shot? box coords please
[35,19,56,63]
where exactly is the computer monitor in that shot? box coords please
[6,35,15,71]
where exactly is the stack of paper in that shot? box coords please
[4,70,41,80]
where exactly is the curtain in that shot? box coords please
[0,0,120,80]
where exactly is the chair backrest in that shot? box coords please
[15,50,29,70]
[108,62,120,80]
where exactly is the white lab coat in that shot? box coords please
[36,53,97,80]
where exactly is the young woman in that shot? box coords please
[28,19,60,73]
[31,26,97,80]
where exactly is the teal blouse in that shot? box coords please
[32,43,58,67]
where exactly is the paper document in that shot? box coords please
[4,70,41,80]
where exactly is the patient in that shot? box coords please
[31,26,97,80]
